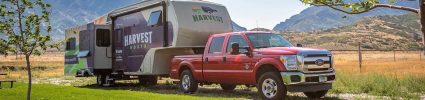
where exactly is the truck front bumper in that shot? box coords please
[281,71,335,92]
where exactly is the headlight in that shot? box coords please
[280,55,298,70]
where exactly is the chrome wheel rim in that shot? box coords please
[182,75,190,90]
[262,78,278,98]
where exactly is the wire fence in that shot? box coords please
[329,49,424,73]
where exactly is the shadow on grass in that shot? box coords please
[77,82,343,100]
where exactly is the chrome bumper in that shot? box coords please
[281,71,335,85]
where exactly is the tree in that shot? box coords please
[0,0,59,100]
[299,0,425,53]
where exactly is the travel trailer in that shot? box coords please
[64,0,233,86]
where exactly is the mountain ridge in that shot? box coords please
[283,13,422,50]
[273,0,419,32]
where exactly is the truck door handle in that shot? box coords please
[223,57,226,63]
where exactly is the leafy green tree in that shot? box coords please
[299,0,424,52]
[0,0,59,99]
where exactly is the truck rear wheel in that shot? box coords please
[303,90,328,99]
[138,76,158,86]
[257,72,286,100]
[180,70,198,93]
[220,84,236,91]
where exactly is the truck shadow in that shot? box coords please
[77,82,343,100]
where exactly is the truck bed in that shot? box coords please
[170,53,204,79]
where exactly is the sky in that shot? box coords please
[204,0,310,30]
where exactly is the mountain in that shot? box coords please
[273,0,419,32]
[282,14,422,50]
[44,0,246,39]
[250,28,271,31]
[45,0,142,39]
[232,21,248,32]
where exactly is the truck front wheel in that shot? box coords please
[220,84,236,91]
[303,90,328,99]
[180,70,198,93]
[257,72,286,100]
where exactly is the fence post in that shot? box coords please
[393,50,396,62]
[358,42,362,73]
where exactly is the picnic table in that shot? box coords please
[0,73,16,88]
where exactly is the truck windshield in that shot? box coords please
[246,33,293,49]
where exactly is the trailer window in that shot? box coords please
[96,29,111,47]
[208,36,225,53]
[147,11,162,26]
[116,28,123,43]
[66,38,76,50]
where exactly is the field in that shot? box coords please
[331,51,425,99]
[0,51,425,99]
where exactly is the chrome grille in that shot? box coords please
[302,54,333,73]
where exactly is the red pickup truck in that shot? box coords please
[170,31,335,99]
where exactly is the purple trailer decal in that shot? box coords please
[113,11,173,72]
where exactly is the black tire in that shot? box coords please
[179,70,198,93]
[257,72,286,100]
[96,74,105,86]
[220,84,236,91]
[84,71,89,77]
[138,76,158,86]
[304,90,328,99]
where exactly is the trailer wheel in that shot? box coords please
[96,74,105,86]
[257,72,286,100]
[179,70,198,93]
[220,84,236,91]
[138,76,158,86]
[303,90,328,99]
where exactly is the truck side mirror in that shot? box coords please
[241,46,252,57]
[230,42,240,55]
[296,44,303,47]
[96,29,111,47]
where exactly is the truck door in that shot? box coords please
[222,35,253,84]
[203,36,226,82]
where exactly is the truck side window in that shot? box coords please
[208,36,225,53]
[147,11,162,26]
[66,38,76,50]
[226,35,248,53]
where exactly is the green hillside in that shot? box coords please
[282,13,423,50]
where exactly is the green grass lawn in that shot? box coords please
[0,83,237,100]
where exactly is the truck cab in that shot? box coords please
[171,31,335,99]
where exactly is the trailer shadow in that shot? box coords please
[77,82,343,100]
